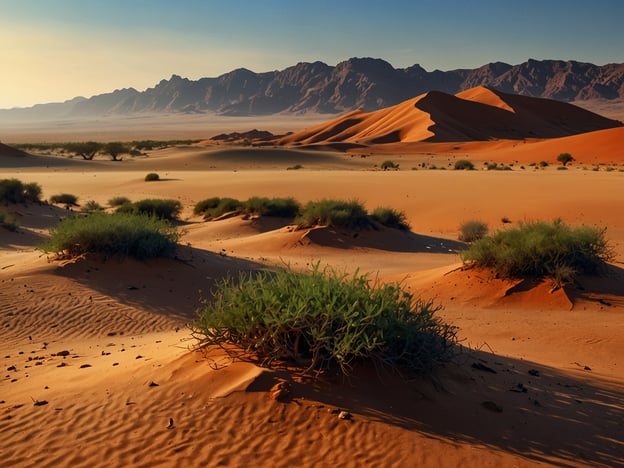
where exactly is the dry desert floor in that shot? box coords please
[1,144,623,467]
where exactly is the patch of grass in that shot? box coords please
[49,193,79,207]
[144,172,160,181]
[42,212,179,259]
[82,200,104,213]
[297,199,370,230]
[381,160,400,171]
[454,159,475,170]
[0,178,42,204]
[191,264,456,376]
[370,207,410,231]
[244,197,300,218]
[460,219,613,284]
[0,210,18,231]
[458,220,488,243]
[117,198,182,220]
[193,197,243,218]
[108,196,131,207]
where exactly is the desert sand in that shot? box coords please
[2,96,624,467]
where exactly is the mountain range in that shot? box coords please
[3,58,624,119]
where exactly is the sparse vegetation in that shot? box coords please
[144,172,160,182]
[193,197,243,218]
[0,179,42,204]
[108,196,131,207]
[42,212,179,259]
[297,199,370,230]
[286,164,303,170]
[82,200,104,213]
[49,193,79,207]
[370,207,411,231]
[192,264,456,376]
[458,220,488,243]
[65,141,102,160]
[557,152,574,166]
[539,161,549,168]
[0,210,18,231]
[103,142,130,161]
[116,198,182,221]
[454,159,475,170]
[244,197,301,218]
[381,160,400,171]
[460,219,613,284]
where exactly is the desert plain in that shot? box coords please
[1,91,624,467]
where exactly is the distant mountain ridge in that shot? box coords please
[3,58,624,119]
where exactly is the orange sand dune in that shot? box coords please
[279,86,622,147]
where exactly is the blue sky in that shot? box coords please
[1,0,622,108]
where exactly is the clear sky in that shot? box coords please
[1,0,622,109]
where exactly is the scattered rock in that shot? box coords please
[510,383,528,393]
[338,411,352,420]
[269,380,291,402]
[112,363,119,366]
[167,417,175,429]
[80,364,92,369]
[135,355,143,359]
[482,401,503,413]
[148,381,159,387]
[56,362,67,368]
[56,350,70,357]
[7,365,16,372]
[528,369,540,377]
[33,400,48,407]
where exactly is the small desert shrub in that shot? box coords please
[117,198,182,221]
[42,212,179,259]
[460,219,613,284]
[192,265,456,376]
[486,162,498,171]
[108,196,131,207]
[0,210,18,231]
[82,200,104,213]
[0,178,42,204]
[193,197,243,218]
[454,159,475,171]
[297,199,370,230]
[49,193,79,207]
[244,197,300,218]
[539,161,549,168]
[381,160,399,171]
[557,153,574,166]
[370,207,410,231]
[286,164,303,170]
[458,220,488,242]
[144,172,160,182]
[557,166,568,171]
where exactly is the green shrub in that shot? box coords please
[117,198,181,220]
[191,265,456,375]
[0,210,18,231]
[50,193,79,206]
[0,178,42,204]
[82,200,104,213]
[244,197,300,218]
[193,197,222,216]
[557,153,574,166]
[144,172,160,182]
[460,219,613,284]
[297,199,370,230]
[370,207,410,231]
[539,161,549,168]
[381,160,399,171]
[108,196,131,207]
[486,162,498,171]
[42,212,179,259]
[454,159,475,170]
[458,220,488,242]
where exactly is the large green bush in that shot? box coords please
[460,219,613,283]
[297,199,370,230]
[193,197,243,218]
[192,265,456,375]
[42,212,179,259]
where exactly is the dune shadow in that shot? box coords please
[52,244,270,323]
[302,226,466,254]
[247,346,624,467]
[566,263,624,308]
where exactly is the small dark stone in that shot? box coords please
[80,364,92,369]
[148,381,159,387]
[482,401,503,413]
[33,400,48,406]
[7,366,16,371]
[56,362,67,368]
[56,350,70,357]
[528,369,540,377]
[472,362,497,374]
